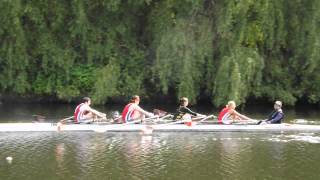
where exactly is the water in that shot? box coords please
[0,103,320,180]
[1,132,320,180]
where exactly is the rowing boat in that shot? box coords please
[1,123,320,132]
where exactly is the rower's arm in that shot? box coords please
[88,107,106,118]
[181,107,197,116]
[233,110,251,120]
[135,105,153,117]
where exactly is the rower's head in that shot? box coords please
[227,101,236,109]
[130,95,140,104]
[83,97,91,105]
[274,100,282,110]
[179,97,189,107]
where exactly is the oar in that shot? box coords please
[197,115,216,123]
[197,119,260,125]
[256,120,264,125]
[59,116,74,123]
[150,114,173,123]
[184,115,214,126]
[151,116,202,126]
[31,115,73,131]
[160,114,173,119]
[56,116,75,131]
[139,119,188,135]
[94,116,159,133]
[33,114,73,123]
[140,115,213,134]
[161,119,190,126]
[233,119,260,125]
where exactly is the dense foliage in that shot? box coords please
[0,0,319,106]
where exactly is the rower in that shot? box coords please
[74,97,106,124]
[259,101,284,124]
[217,101,252,124]
[121,95,154,123]
[173,97,205,122]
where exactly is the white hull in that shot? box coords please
[1,123,320,132]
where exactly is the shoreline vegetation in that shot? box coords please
[0,94,319,110]
[1,1,320,107]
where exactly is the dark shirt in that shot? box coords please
[266,109,284,124]
[173,106,197,120]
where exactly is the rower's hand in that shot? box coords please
[146,112,154,118]
[99,113,106,118]
[150,114,160,120]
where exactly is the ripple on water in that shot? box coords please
[1,132,320,180]
[267,132,320,144]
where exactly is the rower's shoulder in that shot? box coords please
[80,104,90,109]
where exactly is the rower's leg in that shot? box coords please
[131,113,145,124]
[81,113,95,123]
[182,114,192,121]
[92,113,99,122]
[140,114,146,123]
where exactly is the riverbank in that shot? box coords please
[1,93,320,110]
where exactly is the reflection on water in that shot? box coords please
[55,143,65,169]
[1,104,320,180]
[1,132,320,180]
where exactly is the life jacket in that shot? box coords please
[267,109,284,124]
[217,107,231,124]
[173,107,184,120]
[74,103,84,123]
[121,103,137,123]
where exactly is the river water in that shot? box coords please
[0,103,320,180]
